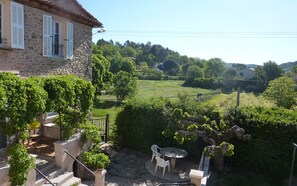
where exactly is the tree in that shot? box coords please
[162,59,180,76]
[168,109,251,171]
[263,61,284,81]
[263,77,297,109]
[186,65,204,79]
[223,68,236,79]
[120,46,137,58]
[205,58,226,78]
[92,54,113,96]
[112,71,137,102]
[254,66,266,81]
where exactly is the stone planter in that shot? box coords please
[95,169,107,186]
[53,133,82,171]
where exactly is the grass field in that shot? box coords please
[92,80,273,126]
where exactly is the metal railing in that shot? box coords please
[91,114,109,143]
[64,150,94,176]
[35,167,56,186]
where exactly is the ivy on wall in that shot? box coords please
[0,72,95,185]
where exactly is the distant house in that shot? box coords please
[229,63,255,80]
[236,68,255,80]
[0,0,102,80]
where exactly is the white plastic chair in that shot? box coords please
[155,156,170,176]
[151,144,163,162]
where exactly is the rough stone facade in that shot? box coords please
[0,4,92,80]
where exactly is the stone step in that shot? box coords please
[42,171,73,186]
[35,165,63,186]
[60,176,81,186]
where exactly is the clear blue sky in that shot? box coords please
[79,0,297,65]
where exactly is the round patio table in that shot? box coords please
[160,147,188,171]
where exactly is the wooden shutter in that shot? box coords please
[43,14,52,57]
[10,2,24,49]
[66,22,73,59]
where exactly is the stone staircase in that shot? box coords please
[35,162,87,186]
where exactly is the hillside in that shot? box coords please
[279,61,297,72]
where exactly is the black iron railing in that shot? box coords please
[35,167,56,186]
[64,150,94,176]
[90,114,109,143]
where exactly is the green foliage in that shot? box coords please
[223,68,237,79]
[114,98,206,157]
[204,58,226,78]
[0,72,47,141]
[81,121,101,145]
[263,61,284,81]
[112,71,137,102]
[162,59,180,76]
[92,54,113,96]
[186,65,204,79]
[263,77,297,109]
[43,75,95,140]
[81,152,110,170]
[7,144,35,186]
[184,77,222,90]
[225,106,297,178]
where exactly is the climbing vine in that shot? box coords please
[0,72,47,185]
[43,75,95,140]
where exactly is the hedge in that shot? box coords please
[225,106,297,178]
[114,98,205,157]
[183,78,267,93]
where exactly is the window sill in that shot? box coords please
[0,46,13,51]
[48,56,69,62]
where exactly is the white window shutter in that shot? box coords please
[10,2,24,49]
[43,14,52,57]
[66,22,73,59]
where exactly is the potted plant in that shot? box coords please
[81,151,110,171]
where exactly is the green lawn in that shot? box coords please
[92,80,214,128]
[93,80,273,124]
[135,80,215,101]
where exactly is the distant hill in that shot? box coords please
[279,61,297,72]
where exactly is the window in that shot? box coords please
[43,14,73,58]
[52,21,62,56]
[66,22,73,59]
[10,2,24,49]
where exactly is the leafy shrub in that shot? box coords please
[7,144,35,186]
[225,106,297,178]
[183,78,222,90]
[81,152,110,170]
[81,121,101,145]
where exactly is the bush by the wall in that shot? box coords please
[225,106,297,178]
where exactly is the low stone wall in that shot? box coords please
[0,156,36,186]
[54,133,82,172]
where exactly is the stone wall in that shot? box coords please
[0,4,92,80]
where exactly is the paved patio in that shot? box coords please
[104,148,197,186]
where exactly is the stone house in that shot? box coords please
[0,0,102,149]
[0,0,102,80]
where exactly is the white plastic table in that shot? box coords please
[160,147,188,171]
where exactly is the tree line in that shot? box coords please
[92,39,296,102]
